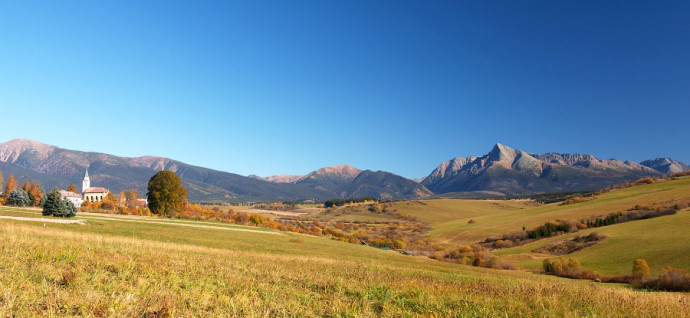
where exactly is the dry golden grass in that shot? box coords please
[0,213,689,317]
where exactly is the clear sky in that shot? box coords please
[1,1,688,179]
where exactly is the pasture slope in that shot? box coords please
[390,176,690,249]
[0,206,688,316]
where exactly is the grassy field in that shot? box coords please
[494,211,690,276]
[0,206,688,316]
[392,177,690,247]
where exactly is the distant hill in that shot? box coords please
[421,143,683,196]
[259,164,431,200]
[0,139,430,202]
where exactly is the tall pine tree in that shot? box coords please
[42,188,62,216]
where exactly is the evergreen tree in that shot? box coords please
[42,188,62,216]
[56,199,77,218]
[40,188,77,218]
[6,190,31,206]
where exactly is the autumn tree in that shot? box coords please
[122,189,140,208]
[4,174,17,200]
[99,193,118,210]
[67,184,78,193]
[147,171,188,216]
[22,180,31,192]
[632,259,650,277]
[29,182,43,206]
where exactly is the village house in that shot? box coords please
[59,190,83,208]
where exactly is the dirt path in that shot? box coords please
[0,216,85,224]
[81,215,282,235]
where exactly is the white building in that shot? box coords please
[59,190,83,208]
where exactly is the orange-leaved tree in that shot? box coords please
[632,259,651,277]
[4,174,17,200]
[29,182,43,206]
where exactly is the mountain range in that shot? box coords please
[0,139,427,202]
[0,139,686,202]
[420,143,677,196]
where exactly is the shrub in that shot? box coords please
[560,196,592,206]
[567,258,581,273]
[492,239,513,248]
[543,259,554,273]
[368,203,383,213]
[642,266,690,292]
[528,221,571,239]
[635,177,655,185]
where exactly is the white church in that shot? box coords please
[61,170,111,208]
[81,170,110,202]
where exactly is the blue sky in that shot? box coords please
[1,1,688,179]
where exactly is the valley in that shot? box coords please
[1,139,689,316]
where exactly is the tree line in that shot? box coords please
[323,197,377,208]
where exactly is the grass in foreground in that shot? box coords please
[0,207,688,316]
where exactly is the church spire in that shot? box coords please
[82,168,91,193]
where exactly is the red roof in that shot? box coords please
[84,187,110,194]
[59,190,80,197]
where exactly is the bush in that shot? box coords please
[642,266,690,292]
[635,177,655,185]
[543,259,554,273]
[368,203,383,213]
[528,221,571,239]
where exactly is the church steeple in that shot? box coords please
[82,169,91,193]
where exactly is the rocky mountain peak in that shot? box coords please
[640,158,690,174]
[262,174,303,183]
[0,139,56,163]
[488,143,521,163]
[309,164,362,179]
